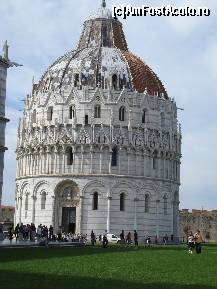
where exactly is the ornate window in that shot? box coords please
[111,146,118,167]
[163,195,168,215]
[69,106,75,119]
[153,151,158,170]
[102,25,108,47]
[47,107,53,121]
[85,115,89,125]
[119,106,125,121]
[112,74,118,90]
[41,191,46,210]
[142,109,146,124]
[25,195,28,211]
[93,192,98,210]
[120,193,125,211]
[94,105,101,118]
[67,147,73,165]
[62,187,75,199]
[32,109,36,123]
[145,194,150,213]
[161,112,165,127]
[74,73,80,87]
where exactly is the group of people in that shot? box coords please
[1,223,87,244]
[119,230,138,246]
[187,230,204,254]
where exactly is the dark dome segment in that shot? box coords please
[121,51,168,98]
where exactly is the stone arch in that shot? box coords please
[111,180,137,200]
[53,179,81,234]
[82,180,105,196]
[33,180,50,197]
[19,181,31,198]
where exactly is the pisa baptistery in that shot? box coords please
[15,1,182,240]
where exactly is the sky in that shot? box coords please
[0,0,216,210]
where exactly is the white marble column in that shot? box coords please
[78,196,83,233]
[18,196,22,225]
[72,147,75,174]
[134,197,139,230]
[106,196,112,233]
[32,196,36,224]
[143,153,146,177]
[127,149,130,175]
[99,146,102,174]
[118,148,121,175]
[90,150,93,174]
[108,149,112,174]
[155,199,160,238]
[163,158,166,179]
[135,152,138,175]
[81,146,84,174]
[51,195,55,229]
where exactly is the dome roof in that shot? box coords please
[36,1,168,99]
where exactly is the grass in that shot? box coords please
[0,244,217,289]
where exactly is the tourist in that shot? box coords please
[194,230,204,254]
[18,223,24,241]
[91,230,96,246]
[120,230,125,244]
[0,224,4,241]
[30,223,36,242]
[154,235,158,245]
[146,236,151,246]
[187,231,195,254]
[126,232,132,246]
[134,230,138,247]
[8,226,14,243]
[98,234,102,243]
[36,225,42,242]
[49,225,54,241]
[102,234,108,248]
[14,224,19,242]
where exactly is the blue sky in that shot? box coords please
[0,0,216,210]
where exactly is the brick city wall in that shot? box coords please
[179,209,217,242]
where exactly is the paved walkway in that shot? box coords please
[0,239,85,248]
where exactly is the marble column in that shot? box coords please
[18,196,22,225]
[78,196,83,233]
[134,197,139,230]
[32,195,36,224]
[155,199,160,238]
[106,195,112,233]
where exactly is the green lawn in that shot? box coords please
[0,244,217,289]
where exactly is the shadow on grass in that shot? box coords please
[0,245,185,263]
[0,270,216,289]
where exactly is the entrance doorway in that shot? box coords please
[62,207,76,233]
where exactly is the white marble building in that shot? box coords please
[15,1,182,240]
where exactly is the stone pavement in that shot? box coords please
[0,239,85,248]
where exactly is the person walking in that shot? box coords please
[8,226,14,243]
[91,230,96,246]
[102,234,108,248]
[194,230,204,254]
[120,230,125,245]
[134,230,138,247]
[126,232,132,246]
[187,231,195,254]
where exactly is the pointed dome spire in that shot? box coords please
[88,1,112,20]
